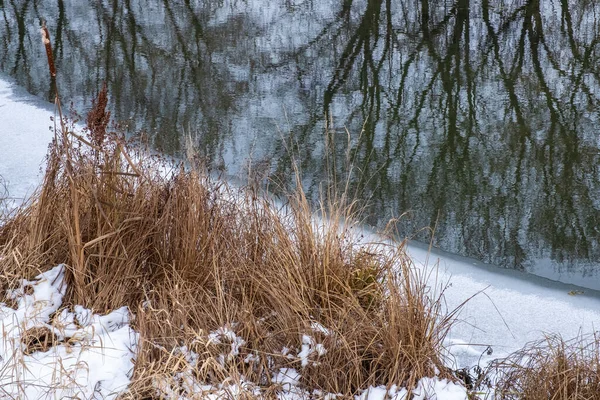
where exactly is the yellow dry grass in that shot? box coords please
[0,85,458,397]
[491,333,600,400]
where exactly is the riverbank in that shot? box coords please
[2,77,600,399]
[1,79,467,398]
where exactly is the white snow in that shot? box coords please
[2,75,600,399]
[207,325,246,364]
[273,368,301,391]
[0,265,137,399]
[297,334,326,367]
[0,78,55,212]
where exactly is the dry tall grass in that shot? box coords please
[0,82,460,397]
[491,333,600,400]
[7,23,599,400]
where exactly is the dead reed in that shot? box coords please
[491,333,600,400]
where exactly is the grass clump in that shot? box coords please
[0,82,459,397]
[491,333,600,400]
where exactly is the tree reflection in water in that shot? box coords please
[1,0,599,286]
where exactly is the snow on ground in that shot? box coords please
[0,78,55,211]
[2,76,600,399]
[0,265,137,399]
[406,242,600,369]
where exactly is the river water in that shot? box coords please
[1,0,599,289]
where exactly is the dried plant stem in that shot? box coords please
[40,22,85,299]
[40,21,56,78]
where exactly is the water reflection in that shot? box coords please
[1,0,599,287]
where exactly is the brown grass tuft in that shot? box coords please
[22,326,59,355]
[492,333,600,400]
[0,103,458,396]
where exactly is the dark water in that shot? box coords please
[1,0,600,288]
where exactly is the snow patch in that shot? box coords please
[0,265,137,399]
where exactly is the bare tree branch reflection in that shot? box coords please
[1,0,599,282]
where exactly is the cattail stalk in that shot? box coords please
[40,21,56,78]
[40,20,66,140]
[40,20,85,301]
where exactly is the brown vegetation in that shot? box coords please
[0,81,459,397]
[491,333,600,400]
[7,23,598,399]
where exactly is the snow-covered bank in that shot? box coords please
[2,75,600,399]
[0,265,137,398]
[0,78,54,209]
[408,243,600,369]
